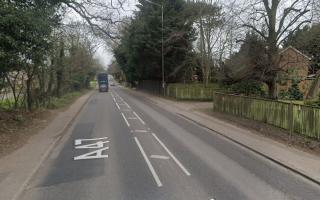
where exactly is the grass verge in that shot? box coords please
[0,89,90,158]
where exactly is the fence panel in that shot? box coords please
[213,92,320,140]
[166,84,214,101]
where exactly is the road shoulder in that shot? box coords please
[127,88,320,185]
[0,91,94,200]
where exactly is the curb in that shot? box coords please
[11,91,94,200]
[177,113,320,186]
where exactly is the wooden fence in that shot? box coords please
[166,84,215,100]
[213,92,320,139]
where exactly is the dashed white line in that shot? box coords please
[115,102,120,110]
[127,117,138,120]
[150,155,170,160]
[131,130,148,133]
[121,113,130,127]
[124,101,131,108]
[133,111,146,125]
[152,133,191,176]
[134,137,163,187]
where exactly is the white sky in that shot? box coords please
[95,47,113,68]
[90,0,138,69]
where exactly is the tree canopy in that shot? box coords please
[113,0,196,84]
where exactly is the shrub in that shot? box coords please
[230,80,265,96]
[279,90,290,99]
[288,81,303,100]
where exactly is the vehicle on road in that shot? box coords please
[97,73,109,92]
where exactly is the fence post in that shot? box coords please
[212,92,215,111]
[175,86,178,99]
[288,102,294,141]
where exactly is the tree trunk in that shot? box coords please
[267,77,278,99]
[306,70,320,99]
[56,41,65,97]
[26,75,32,111]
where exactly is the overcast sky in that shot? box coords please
[88,0,138,69]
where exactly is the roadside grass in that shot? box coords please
[0,89,90,157]
[90,80,98,89]
[0,90,88,111]
[0,99,15,110]
[47,90,87,109]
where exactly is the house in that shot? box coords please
[277,46,313,97]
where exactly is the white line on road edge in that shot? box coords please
[11,136,61,200]
[11,91,94,200]
[152,133,191,176]
[134,137,163,187]
[121,113,130,127]
[133,111,145,125]
[115,102,120,110]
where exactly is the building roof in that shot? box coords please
[279,46,311,60]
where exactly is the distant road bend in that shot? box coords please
[19,86,320,200]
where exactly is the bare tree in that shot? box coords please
[60,0,129,40]
[192,0,224,86]
[236,0,312,98]
[312,0,320,22]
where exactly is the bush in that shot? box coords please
[288,82,303,100]
[229,80,265,96]
[278,90,290,99]
[47,91,82,109]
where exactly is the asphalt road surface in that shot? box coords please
[19,86,320,200]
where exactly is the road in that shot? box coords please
[19,86,320,200]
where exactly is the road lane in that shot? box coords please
[18,87,320,200]
[113,86,320,200]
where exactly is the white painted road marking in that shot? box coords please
[74,137,109,160]
[75,141,109,149]
[150,155,170,160]
[127,117,138,120]
[74,137,109,145]
[121,112,130,127]
[74,147,109,160]
[124,101,131,108]
[152,133,191,176]
[131,130,148,133]
[133,111,146,125]
[115,102,120,110]
[134,137,163,187]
